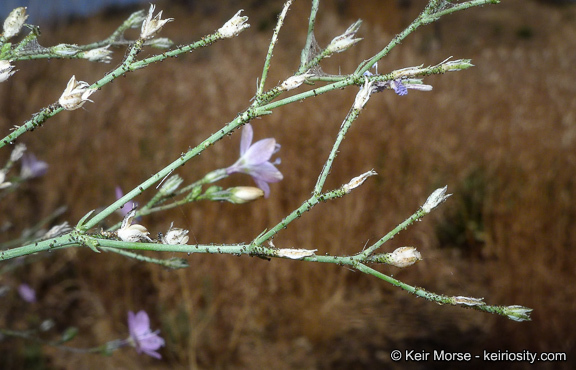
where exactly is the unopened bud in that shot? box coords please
[441,59,474,72]
[276,248,317,260]
[422,186,451,213]
[387,246,422,268]
[52,44,81,57]
[502,305,533,322]
[82,46,112,63]
[279,73,313,91]
[229,186,264,203]
[3,7,28,39]
[343,170,377,193]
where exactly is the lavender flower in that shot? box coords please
[18,283,36,303]
[391,80,408,96]
[115,186,137,218]
[127,310,165,359]
[226,124,283,198]
[20,153,48,179]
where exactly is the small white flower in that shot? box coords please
[422,186,451,213]
[140,4,173,40]
[353,77,375,110]
[342,170,377,193]
[218,10,250,38]
[276,248,317,260]
[3,7,28,39]
[0,60,16,83]
[279,73,314,91]
[326,20,362,54]
[387,246,422,268]
[117,209,151,242]
[82,46,112,63]
[161,223,189,245]
[58,75,96,110]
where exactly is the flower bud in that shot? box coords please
[276,248,317,260]
[140,4,173,40]
[218,10,250,38]
[52,44,80,57]
[279,73,313,91]
[158,174,183,196]
[0,60,16,83]
[229,186,264,203]
[3,7,28,39]
[441,59,474,72]
[58,75,96,110]
[387,246,422,268]
[82,46,112,63]
[502,305,533,322]
[343,170,377,193]
[422,186,451,213]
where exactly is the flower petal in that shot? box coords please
[242,138,276,165]
[240,124,253,155]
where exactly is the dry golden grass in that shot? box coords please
[1,0,575,368]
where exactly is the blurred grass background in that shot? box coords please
[1,0,575,368]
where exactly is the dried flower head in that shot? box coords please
[58,75,96,110]
[140,4,173,40]
[218,10,250,38]
[353,77,375,110]
[3,7,28,39]
[0,60,16,83]
[161,223,189,245]
[117,209,151,242]
[326,20,362,54]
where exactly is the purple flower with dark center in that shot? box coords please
[18,283,36,303]
[226,124,283,198]
[20,153,48,179]
[127,310,165,359]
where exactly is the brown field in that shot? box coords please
[1,0,575,368]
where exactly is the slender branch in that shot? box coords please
[257,0,293,96]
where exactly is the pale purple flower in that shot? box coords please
[226,124,283,198]
[20,153,48,179]
[115,186,137,218]
[391,79,408,96]
[127,310,165,359]
[18,283,36,303]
